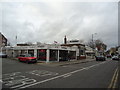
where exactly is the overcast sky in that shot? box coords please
[0,1,118,49]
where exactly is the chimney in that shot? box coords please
[64,35,67,44]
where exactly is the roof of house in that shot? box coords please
[0,32,7,40]
[61,43,85,47]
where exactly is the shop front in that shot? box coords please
[68,51,76,60]
[50,50,58,61]
[59,50,76,61]
[28,49,34,57]
[4,45,77,63]
[37,49,46,61]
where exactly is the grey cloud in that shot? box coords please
[1,2,118,49]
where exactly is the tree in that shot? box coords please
[87,39,107,51]
[25,42,33,45]
[95,39,107,51]
[87,39,95,49]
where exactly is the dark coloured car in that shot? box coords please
[0,52,7,58]
[18,54,37,63]
[95,55,106,61]
[106,55,112,58]
[112,56,119,61]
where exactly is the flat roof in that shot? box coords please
[61,43,85,47]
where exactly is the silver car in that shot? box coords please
[112,55,119,61]
[0,52,7,58]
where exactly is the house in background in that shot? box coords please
[85,45,95,59]
[109,47,117,56]
[118,46,120,55]
[0,32,8,52]
[61,36,86,60]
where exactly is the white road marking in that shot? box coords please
[2,70,59,89]
[3,72,21,77]
[3,75,26,81]
[62,66,67,67]
[63,74,72,78]
[62,65,83,68]
[11,79,36,89]
[27,70,58,77]
[0,80,2,82]
[16,61,108,90]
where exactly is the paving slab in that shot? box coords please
[36,59,95,66]
[6,58,95,67]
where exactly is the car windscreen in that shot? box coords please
[96,55,104,57]
[25,54,32,57]
[113,56,118,58]
[19,54,32,57]
[0,52,6,55]
[20,55,25,57]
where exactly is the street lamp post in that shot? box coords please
[92,34,93,43]
[91,33,97,58]
[92,33,97,49]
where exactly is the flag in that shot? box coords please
[16,35,17,39]
[16,35,17,45]
[54,41,57,43]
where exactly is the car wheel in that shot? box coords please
[19,59,21,62]
[34,61,37,63]
[26,60,29,64]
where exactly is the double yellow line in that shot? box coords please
[108,67,118,89]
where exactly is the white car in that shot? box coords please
[112,55,119,61]
[0,52,7,58]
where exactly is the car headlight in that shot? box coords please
[29,59,31,61]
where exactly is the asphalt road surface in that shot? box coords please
[1,58,119,89]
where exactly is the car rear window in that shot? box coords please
[25,54,31,57]
[20,55,25,57]
[19,54,32,57]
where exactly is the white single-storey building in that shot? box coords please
[2,44,78,63]
[118,46,120,55]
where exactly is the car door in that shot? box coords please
[19,55,26,61]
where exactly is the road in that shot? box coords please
[1,58,119,89]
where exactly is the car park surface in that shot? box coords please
[2,58,118,89]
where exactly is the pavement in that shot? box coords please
[8,57,95,66]
[41,59,95,66]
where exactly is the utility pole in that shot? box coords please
[92,33,97,58]
[92,33,97,49]
[92,34,93,42]
[16,35,17,46]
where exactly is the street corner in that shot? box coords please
[35,61,46,65]
[10,58,18,61]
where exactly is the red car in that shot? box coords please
[18,54,37,63]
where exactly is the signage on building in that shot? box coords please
[76,49,79,56]
[61,46,67,49]
[67,40,81,44]
[118,47,120,54]
[69,40,79,42]
[38,45,45,47]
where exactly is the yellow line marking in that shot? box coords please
[113,70,118,88]
[108,68,118,88]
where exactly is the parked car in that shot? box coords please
[106,55,112,58]
[112,55,119,61]
[18,54,37,63]
[95,55,106,61]
[0,52,7,58]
